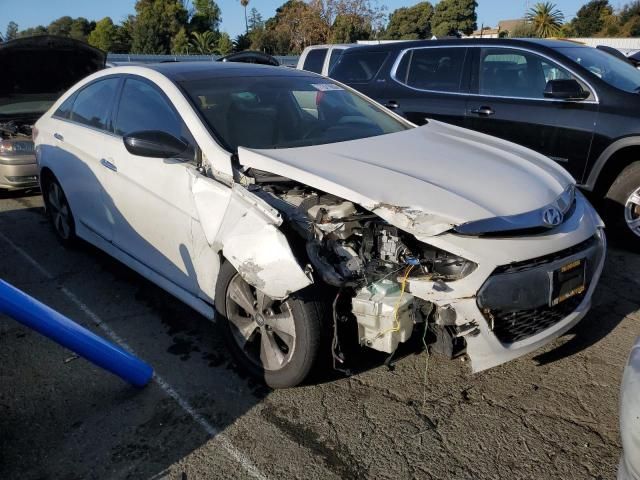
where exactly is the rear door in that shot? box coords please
[48,76,121,241]
[377,46,470,126]
[465,47,599,181]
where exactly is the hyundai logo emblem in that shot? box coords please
[542,207,563,227]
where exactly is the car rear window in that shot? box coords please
[331,51,388,83]
[395,48,466,92]
[303,49,327,74]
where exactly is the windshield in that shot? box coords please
[179,75,410,152]
[0,94,57,118]
[556,46,640,93]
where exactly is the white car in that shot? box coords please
[297,44,354,75]
[620,336,640,480]
[34,63,606,387]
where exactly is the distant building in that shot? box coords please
[464,19,526,38]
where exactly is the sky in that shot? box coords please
[0,0,625,39]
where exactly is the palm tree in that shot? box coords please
[239,0,250,34]
[190,31,217,54]
[525,2,564,38]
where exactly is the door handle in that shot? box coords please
[100,158,117,172]
[53,133,64,141]
[470,106,495,116]
[384,100,399,110]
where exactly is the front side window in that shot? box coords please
[331,51,388,83]
[180,75,410,152]
[70,78,120,131]
[114,78,193,146]
[303,49,328,74]
[394,48,467,92]
[478,48,584,99]
[556,46,640,93]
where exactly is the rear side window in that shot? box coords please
[53,94,76,120]
[398,48,466,92]
[327,49,344,74]
[303,49,328,74]
[114,78,190,144]
[70,78,120,131]
[331,51,388,83]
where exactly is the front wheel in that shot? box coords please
[605,161,640,248]
[215,261,326,388]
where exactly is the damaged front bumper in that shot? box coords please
[405,192,606,372]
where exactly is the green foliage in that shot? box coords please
[431,0,478,37]
[18,26,47,38]
[130,0,189,54]
[217,32,233,54]
[329,13,372,43]
[248,7,264,30]
[384,2,434,40]
[190,30,217,54]
[234,33,252,51]
[88,17,117,52]
[5,21,18,41]
[171,27,190,54]
[190,0,222,32]
[571,0,612,36]
[525,2,564,38]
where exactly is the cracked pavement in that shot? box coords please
[0,191,638,479]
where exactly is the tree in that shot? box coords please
[431,0,477,37]
[190,30,217,53]
[88,17,117,51]
[217,31,233,54]
[130,0,189,54]
[18,25,47,38]
[509,21,537,38]
[571,0,612,37]
[525,2,564,38]
[239,0,250,34]
[234,33,252,50]
[171,27,190,53]
[248,7,264,30]
[69,17,94,41]
[47,16,74,36]
[5,21,18,41]
[329,13,371,42]
[384,2,434,40]
[190,0,222,32]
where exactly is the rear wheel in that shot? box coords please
[215,261,325,388]
[43,177,76,246]
[605,161,640,248]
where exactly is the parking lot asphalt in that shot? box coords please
[0,191,638,480]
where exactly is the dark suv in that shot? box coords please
[330,39,640,244]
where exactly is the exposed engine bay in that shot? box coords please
[249,175,478,363]
[0,120,34,140]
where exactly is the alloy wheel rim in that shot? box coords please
[625,187,640,238]
[225,274,296,371]
[48,183,71,240]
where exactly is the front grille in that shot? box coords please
[484,293,584,344]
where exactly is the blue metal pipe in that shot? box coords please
[0,279,153,387]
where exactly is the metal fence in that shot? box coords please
[107,53,300,67]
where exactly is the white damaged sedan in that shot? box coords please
[34,63,606,387]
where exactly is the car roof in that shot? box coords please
[340,38,587,52]
[136,61,320,82]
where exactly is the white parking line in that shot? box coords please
[0,231,266,480]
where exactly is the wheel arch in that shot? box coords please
[585,138,640,196]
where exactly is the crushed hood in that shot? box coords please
[0,35,106,118]
[238,120,574,238]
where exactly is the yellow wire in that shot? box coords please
[375,265,414,339]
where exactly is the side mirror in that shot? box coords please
[544,79,590,100]
[123,130,190,159]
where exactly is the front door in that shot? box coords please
[104,76,203,294]
[466,47,598,181]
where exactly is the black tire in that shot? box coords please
[42,176,77,247]
[604,161,640,248]
[215,260,327,388]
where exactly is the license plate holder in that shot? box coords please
[550,258,586,307]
